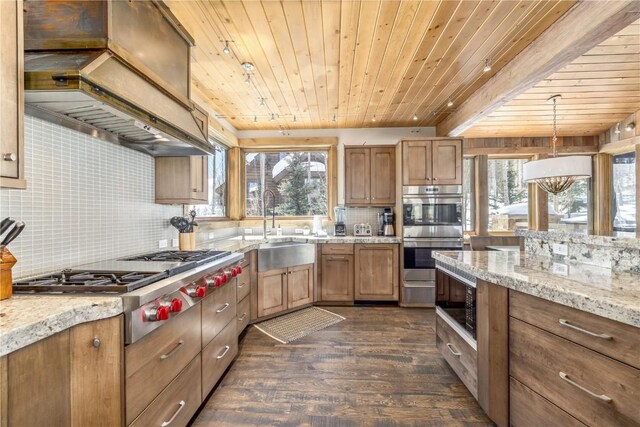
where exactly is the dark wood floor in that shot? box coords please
[192,306,493,427]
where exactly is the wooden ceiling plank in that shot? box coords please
[569,53,640,64]
[437,1,640,136]
[421,0,575,127]
[351,0,403,128]
[322,0,342,121]
[301,0,330,126]
[559,62,640,73]
[345,0,381,128]
[336,0,361,128]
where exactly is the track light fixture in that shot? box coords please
[483,59,492,73]
[447,99,454,107]
[332,114,337,123]
[244,74,251,85]
[372,115,377,122]
[222,41,231,55]
[615,122,621,134]
[413,113,418,121]
[270,113,276,122]
[625,122,635,132]
[241,62,255,71]
[253,116,257,123]
[293,115,297,122]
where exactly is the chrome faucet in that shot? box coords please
[262,190,276,238]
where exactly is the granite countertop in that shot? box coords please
[0,295,123,357]
[199,235,402,253]
[433,250,640,328]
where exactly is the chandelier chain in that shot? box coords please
[552,96,557,157]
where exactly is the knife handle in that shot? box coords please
[1,221,25,246]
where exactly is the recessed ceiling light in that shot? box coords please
[483,59,492,73]
[242,62,255,71]
[412,113,418,121]
[447,99,454,107]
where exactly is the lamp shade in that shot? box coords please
[523,155,591,181]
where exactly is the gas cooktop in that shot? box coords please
[13,270,168,294]
[122,250,230,263]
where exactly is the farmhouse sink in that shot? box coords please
[258,242,316,271]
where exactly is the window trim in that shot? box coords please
[240,145,337,220]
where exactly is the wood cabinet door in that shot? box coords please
[190,156,209,202]
[320,254,354,302]
[370,147,396,205]
[0,0,24,187]
[345,148,371,205]
[402,141,431,185]
[257,268,288,317]
[287,264,314,309]
[354,244,399,301]
[431,139,462,185]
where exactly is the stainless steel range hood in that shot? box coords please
[23,0,212,156]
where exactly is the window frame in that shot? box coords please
[486,155,533,234]
[463,156,476,234]
[184,141,229,221]
[240,146,337,220]
[611,150,637,232]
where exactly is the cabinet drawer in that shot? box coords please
[129,355,202,427]
[321,244,354,255]
[236,268,250,302]
[510,318,640,427]
[436,309,477,398]
[236,295,250,336]
[202,281,237,346]
[510,377,585,427]
[510,290,639,369]
[125,305,201,425]
[202,319,238,394]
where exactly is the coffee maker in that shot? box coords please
[334,206,346,236]
[383,208,394,236]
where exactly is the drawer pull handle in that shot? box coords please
[161,400,185,426]
[446,343,461,357]
[330,256,346,260]
[217,345,231,359]
[238,313,247,321]
[559,372,612,403]
[216,303,230,313]
[160,340,184,360]
[559,319,612,340]
[238,283,245,288]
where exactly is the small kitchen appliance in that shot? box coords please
[334,206,346,236]
[353,223,372,237]
[377,212,385,236]
[383,208,394,236]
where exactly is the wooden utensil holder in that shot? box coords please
[0,249,17,301]
[179,232,196,251]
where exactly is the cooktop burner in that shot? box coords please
[122,250,230,263]
[13,270,167,294]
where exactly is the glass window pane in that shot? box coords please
[548,178,590,232]
[188,143,227,217]
[463,157,475,232]
[488,159,529,232]
[245,151,328,217]
[612,152,636,232]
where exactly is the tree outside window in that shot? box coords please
[612,152,636,232]
[245,151,328,217]
[188,143,227,218]
[488,159,529,231]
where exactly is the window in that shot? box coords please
[244,151,328,217]
[612,152,636,232]
[188,143,227,217]
[463,157,475,232]
[548,178,591,232]
[488,158,529,231]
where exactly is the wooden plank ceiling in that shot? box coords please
[164,0,576,130]
[464,20,640,137]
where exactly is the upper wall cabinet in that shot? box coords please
[155,156,208,204]
[402,139,462,186]
[0,0,25,189]
[345,147,396,206]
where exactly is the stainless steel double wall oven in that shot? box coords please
[401,185,463,306]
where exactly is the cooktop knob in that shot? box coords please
[236,265,243,274]
[231,267,238,277]
[156,305,170,321]
[220,271,228,283]
[195,285,206,298]
[170,298,183,313]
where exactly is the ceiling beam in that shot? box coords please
[436,1,640,137]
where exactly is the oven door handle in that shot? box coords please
[403,238,463,248]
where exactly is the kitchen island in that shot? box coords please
[433,250,640,427]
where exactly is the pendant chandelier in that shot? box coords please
[523,95,592,195]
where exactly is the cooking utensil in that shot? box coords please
[0,221,25,250]
[0,218,14,236]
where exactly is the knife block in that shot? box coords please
[179,232,196,251]
[0,249,17,300]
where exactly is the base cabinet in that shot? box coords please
[354,244,399,301]
[1,315,123,427]
[257,264,314,319]
[320,254,354,302]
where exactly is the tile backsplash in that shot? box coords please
[0,115,181,278]
[344,207,388,236]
